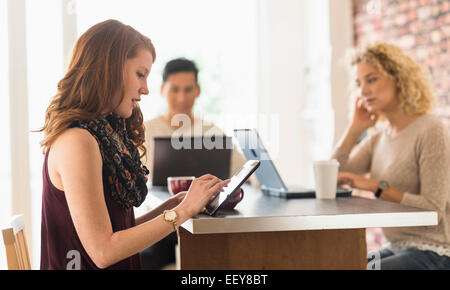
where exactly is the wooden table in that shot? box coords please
[145,185,437,270]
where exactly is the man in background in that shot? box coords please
[140,58,248,269]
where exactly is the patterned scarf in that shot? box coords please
[74,113,149,210]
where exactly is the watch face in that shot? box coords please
[165,210,176,221]
[379,181,389,190]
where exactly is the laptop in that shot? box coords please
[152,136,232,186]
[234,129,352,198]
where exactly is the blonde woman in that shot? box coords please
[334,43,450,270]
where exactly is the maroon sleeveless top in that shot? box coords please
[40,150,141,270]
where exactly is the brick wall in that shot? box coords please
[353,0,450,128]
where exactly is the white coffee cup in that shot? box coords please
[313,159,340,199]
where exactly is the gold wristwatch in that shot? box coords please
[163,210,178,231]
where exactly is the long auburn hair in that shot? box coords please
[39,19,156,159]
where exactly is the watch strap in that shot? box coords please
[375,180,389,198]
[375,188,383,198]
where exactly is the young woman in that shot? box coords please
[334,43,450,270]
[39,19,229,270]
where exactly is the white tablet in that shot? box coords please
[204,160,260,216]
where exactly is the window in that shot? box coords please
[76,0,259,134]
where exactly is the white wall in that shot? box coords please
[256,0,310,187]
[330,0,354,146]
[257,0,347,188]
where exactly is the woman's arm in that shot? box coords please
[337,97,378,153]
[333,126,377,175]
[338,125,450,211]
[335,124,366,155]
[53,128,228,269]
[338,172,404,203]
[332,97,378,174]
[400,127,450,221]
[135,192,186,225]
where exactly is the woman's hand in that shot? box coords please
[204,188,245,213]
[221,188,244,210]
[336,97,379,155]
[351,96,378,133]
[176,174,230,218]
[338,172,378,193]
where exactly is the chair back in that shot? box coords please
[1,215,31,270]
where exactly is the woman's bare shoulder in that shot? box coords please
[47,127,102,190]
[50,128,101,165]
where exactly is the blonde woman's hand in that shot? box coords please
[176,174,230,218]
[351,96,378,133]
[338,172,378,193]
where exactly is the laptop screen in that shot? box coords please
[152,136,232,186]
[234,129,287,191]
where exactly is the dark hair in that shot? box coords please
[162,58,198,83]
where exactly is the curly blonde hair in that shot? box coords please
[350,42,435,115]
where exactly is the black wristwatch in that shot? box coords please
[375,180,389,198]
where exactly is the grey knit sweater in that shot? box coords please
[332,114,450,257]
